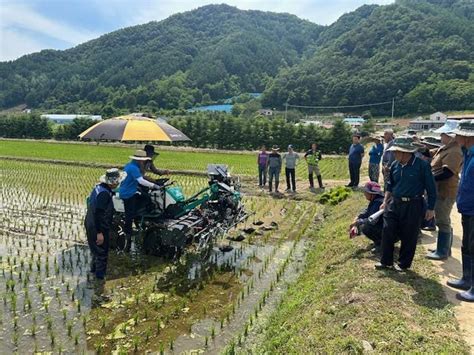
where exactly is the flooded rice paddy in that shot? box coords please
[0,159,322,353]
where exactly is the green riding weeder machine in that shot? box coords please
[110,164,249,256]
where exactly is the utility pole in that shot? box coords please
[391,98,395,119]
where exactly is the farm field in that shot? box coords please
[0,158,322,353]
[0,140,350,180]
[1,144,466,353]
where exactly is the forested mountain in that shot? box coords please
[0,4,322,113]
[263,0,474,114]
[1,0,473,116]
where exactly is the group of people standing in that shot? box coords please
[351,120,474,303]
[257,143,324,193]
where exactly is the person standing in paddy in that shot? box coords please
[268,145,282,193]
[304,143,324,191]
[347,134,364,188]
[85,168,125,297]
[446,120,474,302]
[282,145,300,192]
[257,145,269,188]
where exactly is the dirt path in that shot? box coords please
[421,207,474,352]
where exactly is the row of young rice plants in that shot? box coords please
[0,159,206,352]
[1,157,324,352]
[0,140,349,180]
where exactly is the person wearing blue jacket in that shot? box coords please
[368,137,384,183]
[120,150,161,251]
[447,120,474,302]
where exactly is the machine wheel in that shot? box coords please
[109,216,128,252]
[143,226,163,256]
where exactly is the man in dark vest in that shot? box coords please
[85,168,125,300]
[376,138,436,271]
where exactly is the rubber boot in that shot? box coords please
[426,231,451,260]
[91,278,110,306]
[89,256,96,274]
[457,259,474,302]
[317,175,324,189]
[308,174,314,188]
[449,228,453,257]
[447,254,471,290]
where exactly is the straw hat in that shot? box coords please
[452,120,474,137]
[100,168,126,185]
[129,150,151,161]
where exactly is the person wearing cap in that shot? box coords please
[304,143,324,190]
[119,150,161,250]
[85,168,125,295]
[143,145,170,180]
[446,120,474,301]
[381,129,395,187]
[368,137,384,183]
[376,138,436,271]
[347,134,364,188]
[282,145,300,192]
[268,145,282,193]
[425,132,463,260]
[257,145,269,188]
[349,181,385,253]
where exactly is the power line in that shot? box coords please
[285,100,393,109]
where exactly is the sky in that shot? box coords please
[0,0,394,62]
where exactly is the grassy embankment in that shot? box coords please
[251,194,468,353]
[0,140,349,180]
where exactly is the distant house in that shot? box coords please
[333,112,344,117]
[343,117,365,129]
[258,109,273,116]
[447,114,474,120]
[409,119,445,131]
[41,114,102,124]
[298,120,322,126]
[429,111,447,121]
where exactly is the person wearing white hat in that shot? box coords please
[425,132,463,260]
[85,168,126,297]
[446,120,474,302]
[119,150,161,251]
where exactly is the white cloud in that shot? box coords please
[0,0,396,61]
[128,0,395,27]
[0,27,47,61]
[0,2,100,61]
